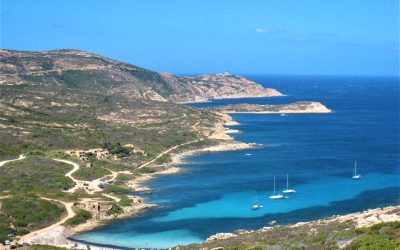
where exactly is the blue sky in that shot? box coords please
[1,0,399,76]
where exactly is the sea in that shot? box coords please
[74,75,400,249]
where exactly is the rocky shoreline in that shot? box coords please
[190,206,400,249]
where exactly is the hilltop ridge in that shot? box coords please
[0,49,282,103]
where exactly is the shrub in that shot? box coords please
[106,203,122,216]
[65,209,92,226]
[133,167,155,175]
[1,195,65,233]
[118,196,132,207]
[104,184,130,194]
[347,235,400,250]
[156,154,171,164]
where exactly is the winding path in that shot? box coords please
[53,158,106,194]
[0,154,26,167]
[54,159,127,195]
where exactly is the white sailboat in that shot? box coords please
[251,194,262,210]
[352,160,361,179]
[283,173,296,193]
[269,176,284,199]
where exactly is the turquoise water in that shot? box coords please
[153,173,399,222]
[75,75,400,249]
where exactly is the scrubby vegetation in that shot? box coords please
[1,196,65,239]
[103,142,132,158]
[180,220,400,250]
[64,209,92,226]
[104,184,130,194]
[132,167,155,175]
[347,222,400,250]
[90,159,133,172]
[156,154,171,164]
[0,157,74,197]
[106,203,123,216]
[118,196,132,207]
[72,164,111,181]
[0,213,13,243]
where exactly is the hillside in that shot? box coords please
[2,49,283,160]
[0,49,282,103]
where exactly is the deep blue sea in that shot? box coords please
[75,75,400,249]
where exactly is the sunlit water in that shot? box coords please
[75,75,400,249]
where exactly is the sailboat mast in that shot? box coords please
[354,160,357,176]
[273,176,276,194]
[286,173,289,189]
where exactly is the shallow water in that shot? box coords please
[75,75,400,249]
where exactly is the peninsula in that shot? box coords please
[213,101,332,114]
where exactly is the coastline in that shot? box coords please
[16,110,399,249]
[25,113,255,248]
[16,106,335,248]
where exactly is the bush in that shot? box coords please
[104,184,129,194]
[0,214,12,243]
[0,157,74,195]
[133,167,155,175]
[347,221,400,250]
[118,196,132,207]
[64,209,92,226]
[347,235,400,250]
[1,195,65,234]
[103,142,131,158]
[156,154,171,164]
[106,203,122,216]
[72,165,110,181]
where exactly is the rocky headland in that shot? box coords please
[214,101,332,114]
